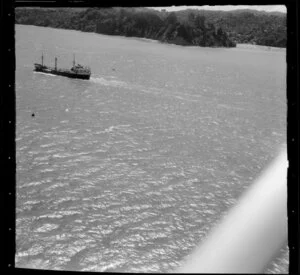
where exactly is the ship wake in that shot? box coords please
[90,76,132,89]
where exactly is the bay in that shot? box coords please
[15,24,287,273]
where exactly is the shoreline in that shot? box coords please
[236,43,286,51]
[16,24,286,50]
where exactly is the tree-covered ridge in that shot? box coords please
[15,7,286,48]
[15,7,236,48]
[175,9,286,47]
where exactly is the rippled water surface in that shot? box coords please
[16,25,287,272]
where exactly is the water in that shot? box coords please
[15,25,287,272]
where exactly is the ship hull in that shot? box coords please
[34,65,90,80]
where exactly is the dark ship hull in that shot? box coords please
[34,64,90,80]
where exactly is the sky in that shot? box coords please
[150,5,286,13]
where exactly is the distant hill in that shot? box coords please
[15,7,236,48]
[15,7,286,48]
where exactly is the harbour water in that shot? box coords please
[15,25,287,272]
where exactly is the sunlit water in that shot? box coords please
[15,25,287,273]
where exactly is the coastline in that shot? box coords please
[236,43,286,51]
[16,24,286,50]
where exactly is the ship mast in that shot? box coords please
[41,53,44,66]
[73,54,75,67]
[55,57,57,70]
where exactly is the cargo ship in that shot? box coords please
[34,54,91,80]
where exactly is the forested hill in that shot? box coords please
[175,9,286,47]
[15,7,286,48]
[15,7,236,48]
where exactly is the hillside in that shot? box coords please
[15,7,236,48]
[15,7,286,48]
[175,9,286,47]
